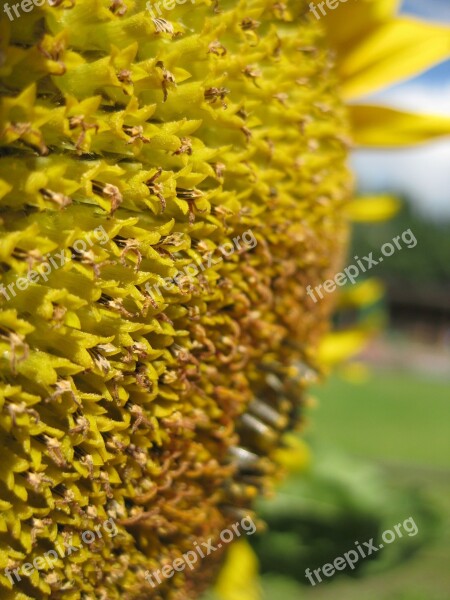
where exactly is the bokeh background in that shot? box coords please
[242,1,450,598]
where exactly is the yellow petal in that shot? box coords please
[338,279,385,307]
[339,18,450,99]
[215,541,261,600]
[349,104,450,146]
[321,0,401,56]
[274,434,311,473]
[346,195,401,222]
[317,329,371,366]
[339,361,371,384]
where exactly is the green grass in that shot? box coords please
[279,369,450,600]
[307,370,450,468]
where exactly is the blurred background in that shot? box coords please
[239,1,450,598]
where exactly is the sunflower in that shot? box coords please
[0,1,448,599]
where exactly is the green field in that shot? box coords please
[308,371,450,468]
[259,370,450,600]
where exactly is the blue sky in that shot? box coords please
[402,0,450,22]
[353,0,450,220]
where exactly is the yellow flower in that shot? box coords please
[214,541,260,600]
[0,2,448,599]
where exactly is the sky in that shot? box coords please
[352,0,450,220]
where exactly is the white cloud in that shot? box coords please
[352,142,450,220]
[369,82,450,116]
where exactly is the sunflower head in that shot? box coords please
[1,1,448,599]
